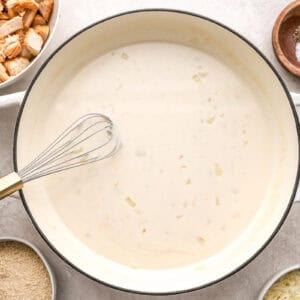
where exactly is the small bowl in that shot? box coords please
[258,264,300,299]
[0,0,61,89]
[0,237,56,300]
[272,0,300,77]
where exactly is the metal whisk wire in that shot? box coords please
[19,113,121,183]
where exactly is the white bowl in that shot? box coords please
[258,264,300,299]
[0,0,61,89]
[0,236,56,300]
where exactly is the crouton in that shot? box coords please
[33,24,48,41]
[19,0,39,10]
[4,56,29,75]
[5,0,23,17]
[5,34,19,44]
[23,8,37,28]
[0,53,5,62]
[6,0,38,10]
[0,0,52,82]
[38,0,52,21]
[0,16,23,37]
[32,13,45,25]
[0,12,9,20]
[4,35,21,58]
[5,0,19,10]
[4,40,21,58]
[24,27,42,55]
[7,8,16,18]
[0,42,5,62]
[20,44,32,59]
[0,62,9,81]
[16,29,25,43]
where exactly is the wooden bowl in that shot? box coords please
[273,0,300,77]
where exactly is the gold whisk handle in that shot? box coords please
[0,172,23,200]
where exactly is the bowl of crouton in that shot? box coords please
[0,0,60,87]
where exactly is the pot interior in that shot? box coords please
[16,11,299,293]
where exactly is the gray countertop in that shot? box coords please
[0,1,300,299]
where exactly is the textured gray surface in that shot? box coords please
[0,1,300,299]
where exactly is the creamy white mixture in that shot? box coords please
[33,42,275,268]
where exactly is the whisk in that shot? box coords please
[0,113,121,200]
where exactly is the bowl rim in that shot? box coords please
[0,0,61,89]
[258,264,300,299]
[272,0,300,77]
[0,236,56,300]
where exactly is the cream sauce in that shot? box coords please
[36,42,275,268]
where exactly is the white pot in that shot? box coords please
[1,10,300,295]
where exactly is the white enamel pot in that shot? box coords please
[1,10,300,295]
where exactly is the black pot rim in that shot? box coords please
[13,8,300,296]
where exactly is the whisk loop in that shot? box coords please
[19,113,121,182]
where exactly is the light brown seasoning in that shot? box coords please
[192,72,207,84]
[232,212,240,219]
[214,163,223,176]
[185,178,192,185]
[121,52,129,60]
[114,181,119,188]
[125,196,136,208]
[176,214,184,220]
[221,224,227,232]
[197,236,205,244]
[0,241,52,300]
[206,116,215,124]
[231,188,239,195]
